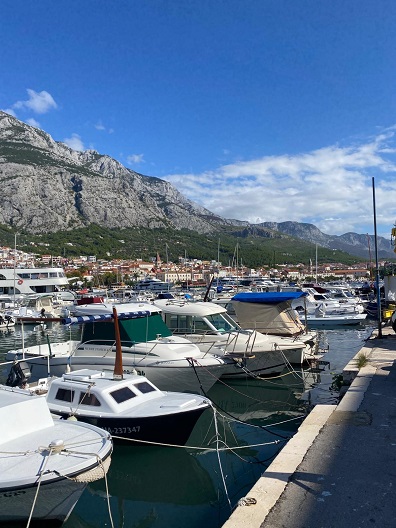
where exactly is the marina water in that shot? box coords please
[0,321,376,528]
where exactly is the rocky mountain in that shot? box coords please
[0,111,394,260]
[260,221,394,259]
[0,111,231,234]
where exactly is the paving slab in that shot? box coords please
[222,325,396,528]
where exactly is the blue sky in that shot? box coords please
[2,0,396,238]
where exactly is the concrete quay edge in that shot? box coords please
[221,325,387,528]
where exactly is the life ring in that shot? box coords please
[17,279,23,285]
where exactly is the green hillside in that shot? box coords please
[0,223,365,268]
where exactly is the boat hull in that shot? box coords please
[52,407,209,446]
[5,345,235,394]
[0,477,85,527]
[305,314,367,327]
[220,350,287,378]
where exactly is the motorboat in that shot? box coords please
[299,303,368,328]
[6,308,211,446]
[0,384,112,526]
[44,368,211,446]
[135,277,173,292]
[5,293,60,324]
[292,287,365,315]
[6,302,238,394]
[230,292,319,359]
[323,284,368,311]
[153,298,309,376]
[0,266,69,296]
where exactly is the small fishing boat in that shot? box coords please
[0,385,112,526]
[45,368,211,446]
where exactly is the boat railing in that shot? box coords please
[78,336,202,357]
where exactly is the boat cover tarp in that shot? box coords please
[61,311,151,326]
[80,312,172,343]
[231,292,307,304]
[231,292,306,336]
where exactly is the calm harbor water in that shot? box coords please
[0,320,376,528]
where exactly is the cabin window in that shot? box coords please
[169,314,192,333]
[192,318,208,332]
[55,388,75,402]
[110,386,137,403]
[79,392,101,406]
[134,381,157,394]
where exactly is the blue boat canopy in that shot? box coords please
[231,291,307,304]
[61,311,151,326]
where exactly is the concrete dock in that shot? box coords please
[222,324,396,528]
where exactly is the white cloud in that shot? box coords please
[26,118,40,128]
[13,89,57,114]
[95,120,114,134]
[127,154,145,164]
[162,130,396,236]
[63,133,85,151]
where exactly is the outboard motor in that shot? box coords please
[6,361,32,388]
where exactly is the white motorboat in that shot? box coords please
[298,303,368,327]
[153,298,309,376]
[135,277,173,292]
[0,266,69,296]
[229,292,319,359]
[44,368,211,446]
[5,293,60,324]
[6,302,238,394]
[0,384,112,526]
[292,287,365,315]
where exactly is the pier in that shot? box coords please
[223,324,396,528]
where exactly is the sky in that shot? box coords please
[2,0,396,239]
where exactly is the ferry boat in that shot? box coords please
[0,266,69,296]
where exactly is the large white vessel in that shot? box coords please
[0,266,69,296]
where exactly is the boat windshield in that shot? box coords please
[110,386,137,404]
[205,313,238,333]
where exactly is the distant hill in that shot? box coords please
[0,111,394,262]
[259,221,394,259]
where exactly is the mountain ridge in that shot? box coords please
[0,111,394,260]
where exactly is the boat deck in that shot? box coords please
[223,323,396,528]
